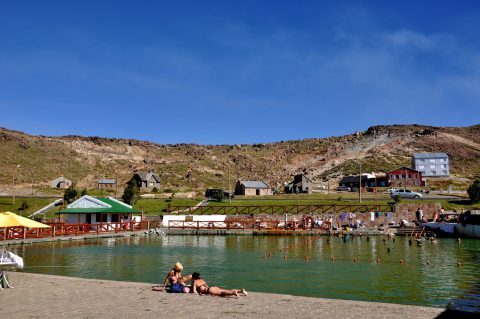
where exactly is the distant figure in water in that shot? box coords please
[415,208,423,223]
[191,272,247,298]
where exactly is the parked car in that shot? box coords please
[336,186,351,192]
[383,188,398,194]
[390,189,423,199]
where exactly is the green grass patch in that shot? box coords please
[0,197,61,217]
[134,198,203,216]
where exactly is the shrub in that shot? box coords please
[210,189,224,202]
[18,201,29,211]
[64,184,78,203]
[152,187,158,193]
[393,195,401,203]
[122,180,139,205]
[467,179,480,203]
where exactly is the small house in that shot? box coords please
[234,180,272,196]
[98,179,116,190]
[284,174,313,194]
[129,171,161,189]
[51,176,72,189]
[386,167,423,187]
[58,195,140,224]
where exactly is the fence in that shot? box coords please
[167,204,393,215]
[0,221,150,240]
[168,218,332,231]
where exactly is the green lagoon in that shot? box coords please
[11,235,480,311]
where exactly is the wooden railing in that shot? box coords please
[167,204,393,215]
[168,219,332,231]
[0,221,150,240]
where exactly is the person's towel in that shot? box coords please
[8,252,24,268]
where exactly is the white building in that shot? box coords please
[412,153,450,177]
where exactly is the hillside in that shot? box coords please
[1,124,479,192]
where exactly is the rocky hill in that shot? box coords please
[1,124,479,192]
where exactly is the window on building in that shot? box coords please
[430,165,435,169]
[418,165,425,169]
[443,170,448,175]
[430,159,435,163]
[431,170,437,175]
[96,214,107,223]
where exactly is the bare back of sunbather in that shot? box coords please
[191,273,247,298]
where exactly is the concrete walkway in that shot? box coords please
[0,272,445,319]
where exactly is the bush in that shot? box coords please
[80,189,87,196]
[18,201,29,211]
[152,187,158,193]
[211,189,225,202]
[122,180,139,205]
[393,195,401,203]
[467,179,480,203]
[64,184,78,203]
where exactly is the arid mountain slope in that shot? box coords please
[1,124,479,191]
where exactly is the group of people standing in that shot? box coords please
[153,262,248,298]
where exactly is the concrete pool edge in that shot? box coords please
[2,227,386,246]
[1,272,446,319]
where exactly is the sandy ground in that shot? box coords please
[0,272,445,319]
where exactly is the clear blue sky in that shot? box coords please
[1,1,479,144]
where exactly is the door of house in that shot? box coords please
[256,189,260,196]
[86,214,91,224]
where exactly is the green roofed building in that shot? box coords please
[58,195,140,224]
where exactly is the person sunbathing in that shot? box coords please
[153,261,192,291]
[191,272,247,297]
[168,275,190,293]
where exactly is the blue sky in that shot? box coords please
[1,1,479,144]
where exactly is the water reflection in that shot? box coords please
[15,235,480,311]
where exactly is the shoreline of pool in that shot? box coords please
[2,227,387,246]
[0,272,448,319]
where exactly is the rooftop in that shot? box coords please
[240,180,270,189]
[98,179,116,184]
[413,153,448,159]
[59,196,139,214]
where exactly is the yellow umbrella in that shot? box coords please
[1,211,50,241]
[0,211,50,228]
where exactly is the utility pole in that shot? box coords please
[115,168,118,199]
[228,161,232,203]
[359,163,362,203]
[12,164,20,205]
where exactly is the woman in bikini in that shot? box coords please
[191,272,247,297]
[153,262,192,291]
